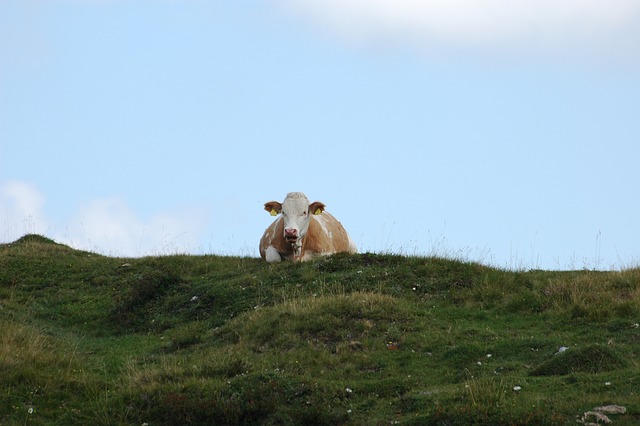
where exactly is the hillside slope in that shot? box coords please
[1,235,639,425]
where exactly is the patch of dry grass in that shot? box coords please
[543,270,640,318]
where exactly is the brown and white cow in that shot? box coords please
[259,192,357,262]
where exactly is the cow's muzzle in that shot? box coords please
[284,228,299,243]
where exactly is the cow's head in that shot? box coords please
[264,192,325,248]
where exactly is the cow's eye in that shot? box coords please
[303,211,307,216]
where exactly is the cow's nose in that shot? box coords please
[285,229,297,236]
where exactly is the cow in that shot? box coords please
[259,192,357,262]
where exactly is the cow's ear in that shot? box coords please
[309,202,326,215]
[264,201,282,216]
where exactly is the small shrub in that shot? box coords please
[109,269,184,333]
[13,234,60,246]
[465,374,508,410]
[504,290,545,314]
[530,345,628,376]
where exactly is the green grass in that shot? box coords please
[1,234,639,425]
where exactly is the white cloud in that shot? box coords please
[0,180,208,256]
[277,0,640,65]
[64,198,208,257]
[0,181,48,240]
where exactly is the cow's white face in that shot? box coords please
[281,194,312,245]
[264,192,325,248]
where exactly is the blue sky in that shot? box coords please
[1,0,639,269]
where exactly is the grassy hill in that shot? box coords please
[1,234,639,425]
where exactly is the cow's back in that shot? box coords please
[306,212,355,254]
